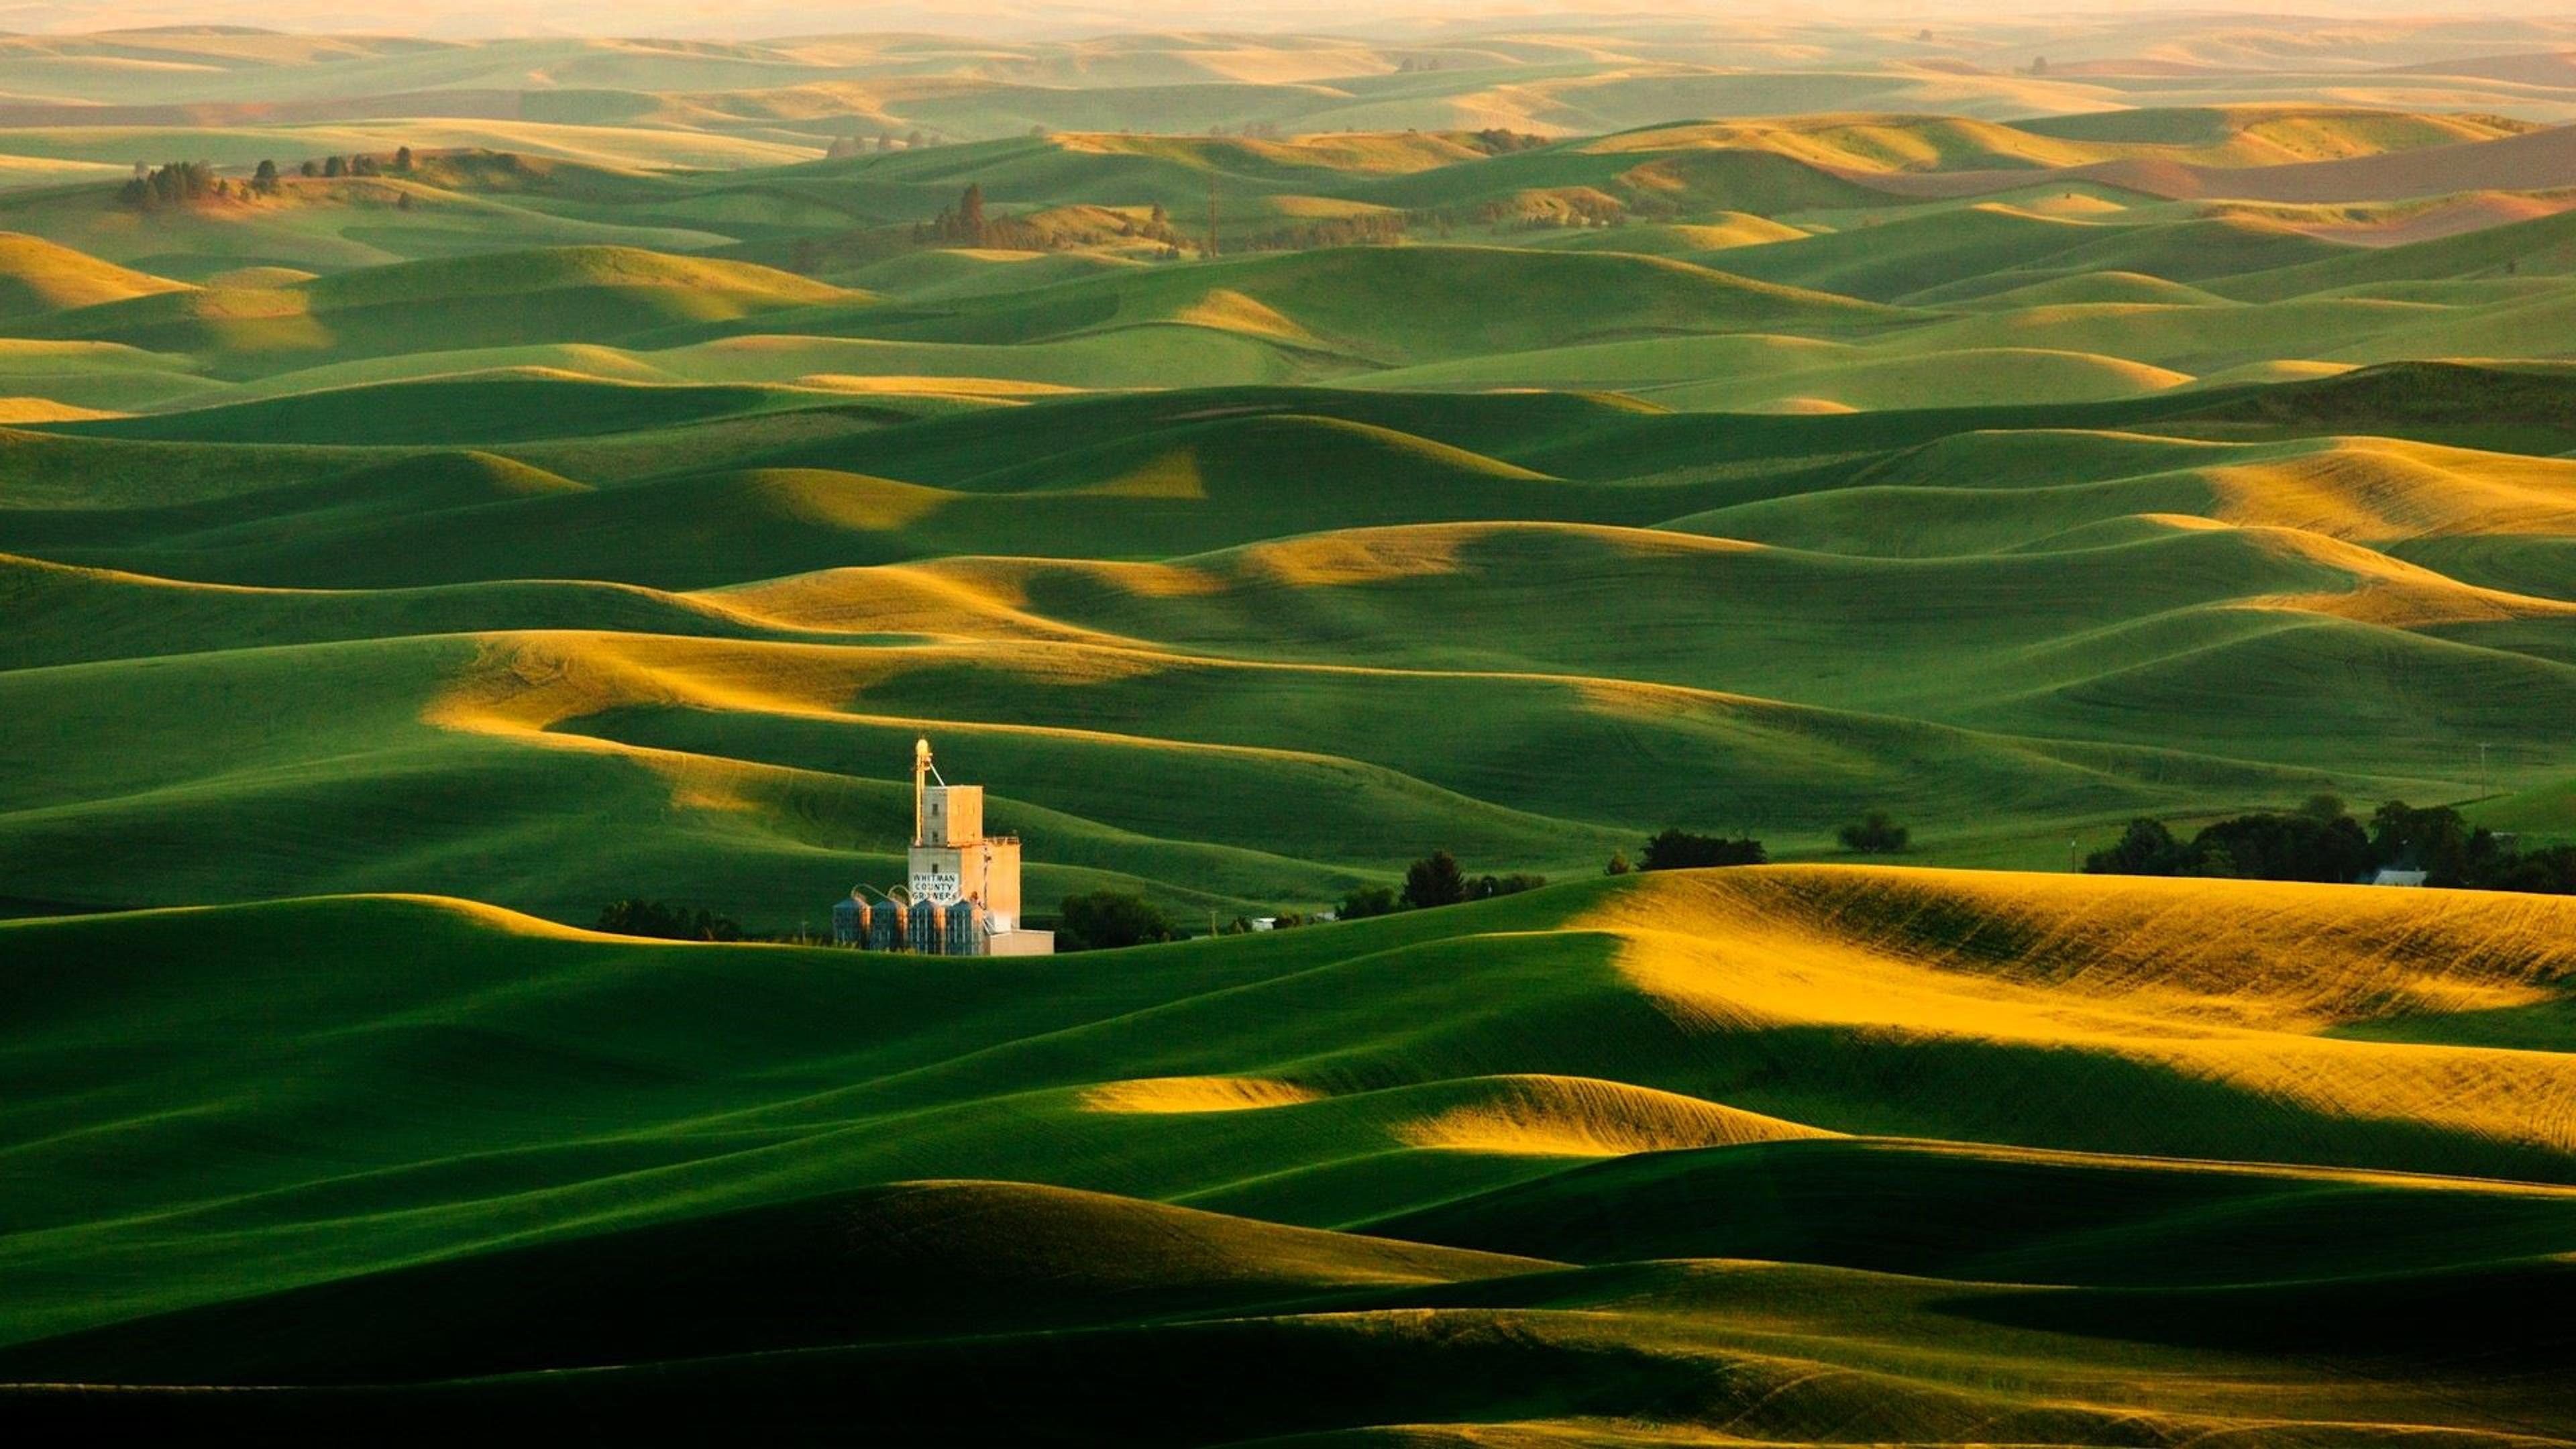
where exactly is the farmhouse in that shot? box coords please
[830,739,1055,955]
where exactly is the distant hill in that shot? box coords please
[0,233,188,320]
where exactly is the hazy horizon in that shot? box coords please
[11,0,2576,40]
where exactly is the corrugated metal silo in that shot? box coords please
[907,898,944,954]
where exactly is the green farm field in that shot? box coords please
[3,9,2575,1444]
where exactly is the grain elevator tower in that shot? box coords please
[894,737,1049,955]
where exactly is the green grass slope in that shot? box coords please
[2,871,2573,1440]
[3,379,2567,910]
[18,245,861,374]
[810,244,1906,367]
[0,231,190,319]
[11,56,2576,1442]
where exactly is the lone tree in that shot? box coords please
[1837,810,1911,855]
[1401,849,1469,909]
[393,145,414,172]
[252,158,280,194]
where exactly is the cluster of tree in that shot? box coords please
[2084,795,2575,894]
[132,146,422,209]
[594,898,745,941]
[1460,191,1666,232]
[1339,851,1548,919]
[1054,890,1180,952]
[1216,908,1325,933]
[1606,828,1769,876]
[119,160,221,209]
[824,130,932,158]
[1599,812,1912,875]
[299,147,412,180]
[1206,121,1286,138]
[1230,212,1411,252]
[918,182,993,246]
[1465,128,1548,154]
[1501,207,1626,233]
[1118,203,1187,246]
[910,186,1196,255]
[1394,56,1447,72]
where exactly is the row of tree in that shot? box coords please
[119,148,418,210]
[600,792,2565,952]
[298,147,415,178]
[595,898,745,941]
[1049,849,1556,952]
[824,130,936,158]
[1337,851,1548,919]
[1597,812,1908,875]
[1607,828,1768,875]
[908,183,1194,254]
[2085,796,2575,894]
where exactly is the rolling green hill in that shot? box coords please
[9,20,2576,1440]
[17,245,859,372]
[0,232,191,319]
[3,869,2574,1440]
